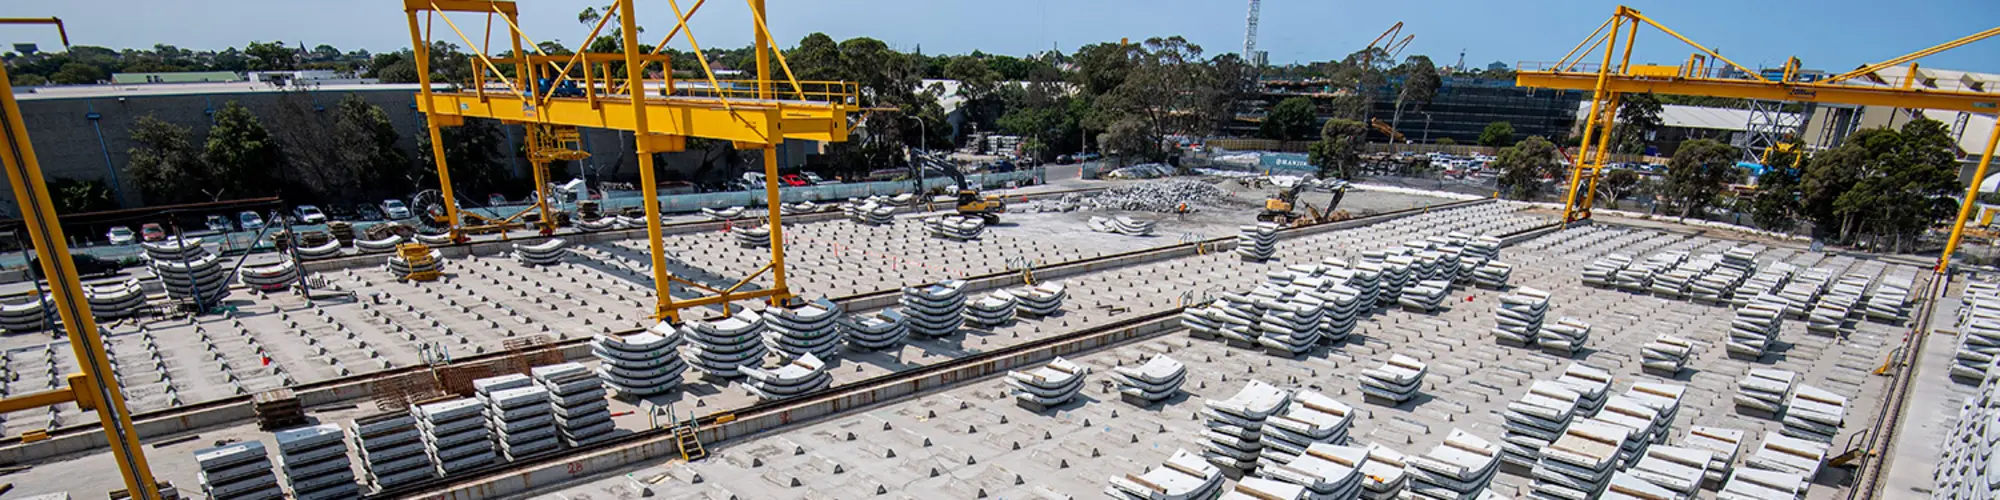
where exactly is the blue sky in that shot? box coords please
[19,0,2000,73]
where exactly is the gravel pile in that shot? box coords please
[1056,179,1232,213]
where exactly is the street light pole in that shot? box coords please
[1422,112,1433,145]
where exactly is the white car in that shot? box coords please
[238,211,265,232]
[294,205,327,224]
[106,226,136,245]
[381,199,413,220]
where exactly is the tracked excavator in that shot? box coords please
[911,150,1006,223]
[1259,176,1352,225]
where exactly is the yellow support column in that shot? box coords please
[407,10,465,241]
[1938,124,2000,272]
[751,0,771,100]
[618,0,678,322]
[0,64,160,499]
[1562,16,1624,223]
[762,145,792,305]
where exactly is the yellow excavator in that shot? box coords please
[913,149,1005,223]
[1260,176,1352,226]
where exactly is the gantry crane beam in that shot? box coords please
[404,0,855,321]
[0,18,163,500]
[1516,5,2000,272]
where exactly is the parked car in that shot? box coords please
[355,204,385,221]
[140,223,167,242]
[780,174,808,187]
[1055,154,1075,164]
[205,214,233,233]
[801,171,826,184]
[323,204,355,221]
[487,193,509,206]
[29,253,128,280]
[381,199,413,220]
[238,211,265,232]
[294,205,327,224]
[105,226,136,245]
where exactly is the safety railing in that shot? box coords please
[669,80,859,105]
[1518,60,1999,94]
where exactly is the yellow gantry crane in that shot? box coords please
[0,18,167,500]
[401,0,856,321]
[1514,6,2000,272]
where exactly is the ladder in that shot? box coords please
[1827,430,1870,468]
[673,417,706,462]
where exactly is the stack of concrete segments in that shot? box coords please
[1492,288,1550,346]
[901,280,967,337]
[741,352,832,401]
[274,423,359,500]
[1087,215,1158,236]
[1104,448,1225,500]
[1224,477,1308,500]
[238,259,301,291]
[682,311,770,378]
[1866,270,1917,322]
[1256,390,1354,463]
[1625,445,1712,498]
[1602,470,1682,500]
[1719,467,1810,500]
[1721,246,1759,273]
[1529,418,1627,500]
[1006,356,1088,410]
[1612,252,1680,293]
[1727,302,1786,358]
[1641,335,1695,376]
[1692,266,1749,304]
[531,362,612,447]
[386,247,443,277]
[1780,384,1846,443]
[592,323,687,396]
[1113,355,1186,406]
[1471,261,1512,289]
[1237,223,1280,261]
[84,279,146,320]
[1359,443,1411,499]
[415,397,494,476]
[924,215,986,240]
[763,298,843,361]
[1257,291,1322,357]
[575,217,616,232]
[0,295,49,333]
[1808,275,1869,335]
[1537,317,1591,356]
[1317,283,1363,343]
[354,235,402,254]
[1680,426,1747,488]
[195,440,281,500]
[1498,380,1582,469]
[1344,261,1384,306]
[1738,431,1826,493]
[700,206,744,220]
[1650,254,1720,297]
[1378,255,1414,304]
[1009,281,1066,316]
[1622,382,1686,444]
[411,232,455,246]
[965,292,1019,327]
[1554,363,1612,417]
[1256,442,1366,499]
[1358,354,1427,405]
[144,237,231,302]
[1201,380,1291,472]
[840,309,909,350]
[350,411,432,492]
[475,376,559,461]
[1731,263,1797,308]
[1592,398,1663,468]
[1733,368,1795,417]
[296,240,343,260]
[1773,268,1834,318]
[844,200,897,225]
[731,224,772,248]
[780,201,820,215]
[513,239,567,266]
[1931,355,2000,500]
[1406,428,1502,500]
[612,213,644,229]
[1396,279,1451,313]
[1954,292,2000,381]
[1581,254,1631,287]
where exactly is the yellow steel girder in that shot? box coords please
[422,92,849,145]
[1515,72,2000,113]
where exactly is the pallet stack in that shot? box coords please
[274,423,359,500]
[532,362,613,447]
